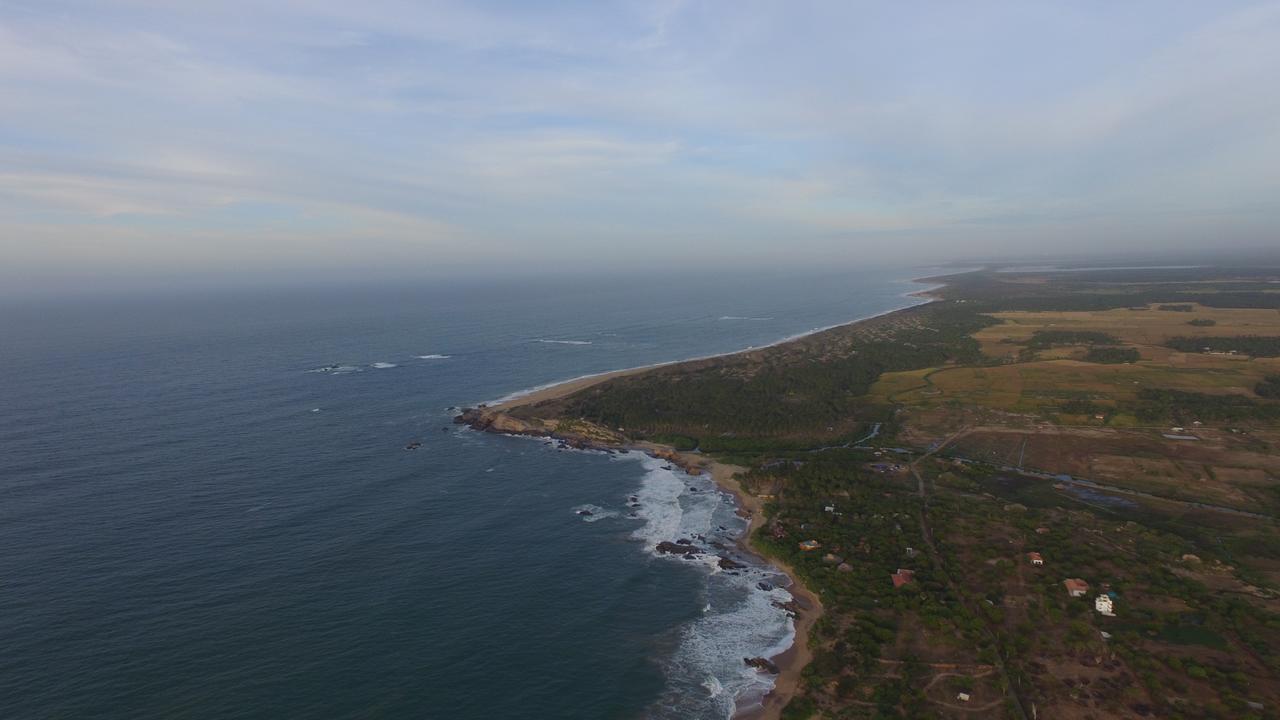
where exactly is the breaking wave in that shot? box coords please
[624,456,795,719]
[534,339,593,345]
[306,364,363,374]
[571,504,618,523]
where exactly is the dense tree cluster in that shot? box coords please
[1165,336,1280,357]
[1083,346,1140,364]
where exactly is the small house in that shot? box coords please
[798,540,821,552]
[891,568,915,588]
[1028,552,1044,566]
[1095,594,1115,616]
[956,692,971,702]
[1063,578,1090,597]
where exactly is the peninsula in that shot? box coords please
[460,265,1280,719]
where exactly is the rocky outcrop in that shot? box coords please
[656,541,701,556]
[717,556,746,570]
[744,656,780,674]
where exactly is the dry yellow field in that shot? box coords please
[868,303,1280,421]
[974,302,1280,359]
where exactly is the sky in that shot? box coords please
[2,1,1279,292]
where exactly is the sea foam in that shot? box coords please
[625,455,795,719]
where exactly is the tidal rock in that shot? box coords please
[656,541,701,556]
[718,556,746,570]
[771,599,800,614]
[743,657,780,674]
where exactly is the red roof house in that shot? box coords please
[1063,578,1090,597]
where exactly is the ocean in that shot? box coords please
[0,269,924,719]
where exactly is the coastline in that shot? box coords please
[483,271,952,413]
[459,271,962,718]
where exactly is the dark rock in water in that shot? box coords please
[655,541,700,556]
[744,657,780,674]
[689,486,699,492]
[757,581,774,591]
[628,496,638,503]
[662,465,674,471]
[772,599,800,614]
[717,525,728,531]
[441,427,450,432]
[718,556,746,570]
[675,538,692,545]
[404,441,422,450]
[577,509,593,516]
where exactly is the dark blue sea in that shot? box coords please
[0,269,925,719]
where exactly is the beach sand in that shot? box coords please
[701,458,822,720]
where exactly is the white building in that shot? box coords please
[1095,594,1115,616]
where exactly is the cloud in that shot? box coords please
[2,0,1279,291]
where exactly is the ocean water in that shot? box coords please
[0,269,923,719]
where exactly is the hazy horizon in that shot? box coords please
[3,1,1280,295]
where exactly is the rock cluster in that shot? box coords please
[743,656,780,674]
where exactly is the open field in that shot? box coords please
[873,303,1280,423]
[974,303,1280,361]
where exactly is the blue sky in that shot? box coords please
[2,1,1279,290]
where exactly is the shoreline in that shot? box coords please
[458,270,963,718]
[483,271,953,413]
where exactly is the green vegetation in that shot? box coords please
[518,304,993,448]
[1256,375,1280,399]
[1128,388,1280,423]
[1083,346,1140,364]
[1188,318,1217,327]
[1165,335,1280,357]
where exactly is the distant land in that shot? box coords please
[461,265,1280,719]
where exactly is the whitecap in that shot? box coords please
[572,504,618,522]
[534,339,593,345]
[416,354,451,359]
[370,362,398,369]
[702,675,724,698]
[306,364,363,374]
[625,454,796,720]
